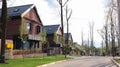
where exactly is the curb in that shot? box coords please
[36,60,67,67]
[111,58,120,67]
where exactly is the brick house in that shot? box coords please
[0,4,43,56]
[64,33,73,45]
[64,33,73,54]
[43,24,62,55]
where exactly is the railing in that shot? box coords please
[28,34,42,41]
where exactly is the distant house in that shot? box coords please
[64,33,73,45]
[43,24,62,55]
[0,4,43,54]
[64,33,73,54]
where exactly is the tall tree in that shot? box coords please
[98,29,105,55]
[65,5,72,45]
[0,0,7,63]
[89,22,94,55]
[109,7,116,56]
[65,5,72,58]
[57,0,69,35]
[105,0,117,56]
[105,14,109,56]
[117,0,120,48]
[81,30,84,46]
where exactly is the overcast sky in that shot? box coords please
[4,0,106,47]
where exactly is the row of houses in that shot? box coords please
[0,4,73,58]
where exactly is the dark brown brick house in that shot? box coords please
[0,4,43,53]
[43,24,62,55]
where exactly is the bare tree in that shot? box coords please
[57,0,71,58]
[57,0,69,35]
[98,29,105,55]
[89,22,94,55]
[65,5,72,44]
[65,5,72,58]
[105,0,117,56]
[109,7,116,56]
[117,0,120,48]
[81,30,84,46]
[0,0,7,63]
[104,14,109,56]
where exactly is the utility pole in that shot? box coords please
[0,0,7,63]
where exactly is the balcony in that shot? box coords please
[28,34,42,41]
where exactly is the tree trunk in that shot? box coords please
[117,0,120,49]
[0,0,7,63]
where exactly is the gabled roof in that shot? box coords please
[0,4,43,25]
[0,4,33,17]
[64,33,72,41]
[43,24,60,34]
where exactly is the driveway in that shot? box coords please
[42,56,117,67]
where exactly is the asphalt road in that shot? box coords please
[42,56,117,67]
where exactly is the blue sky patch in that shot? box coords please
[45,0,57,7]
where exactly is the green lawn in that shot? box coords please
[0,55,70,67]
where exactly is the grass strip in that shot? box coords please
[0,55,70,67]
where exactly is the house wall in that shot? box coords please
[23,8,43,50]
[47,34,54,45]
[24,8,42,35]
[6,19,21,39]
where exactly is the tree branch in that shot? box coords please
[62,0,69,7]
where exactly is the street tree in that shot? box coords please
[105,0,118,56]
[65,5,72,58]
[0,0,7,63]
[40,29,47,57]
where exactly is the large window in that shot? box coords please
[36,26,40,34]
[57,35,61,42]
[26,22,32,32]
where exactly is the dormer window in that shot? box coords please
[48,28,52,31]
[13,8,20,12]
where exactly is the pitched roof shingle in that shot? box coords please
[43,24,60,34]
[64,33,72,40]
[0,4,33,17]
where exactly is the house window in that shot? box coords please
[57,35,61,42]
[36,26,40,34]
[26,22,32,32]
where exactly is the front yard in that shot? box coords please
[0,55,70,67]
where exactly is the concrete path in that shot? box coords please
[41,56,117,67]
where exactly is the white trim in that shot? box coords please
[21,4,35,17]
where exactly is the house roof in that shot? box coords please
[0,4,33,17]
[64,33,72,41]
[0,4,43,25]
[43,24,60,34]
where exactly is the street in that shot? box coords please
[42,56,117,67]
